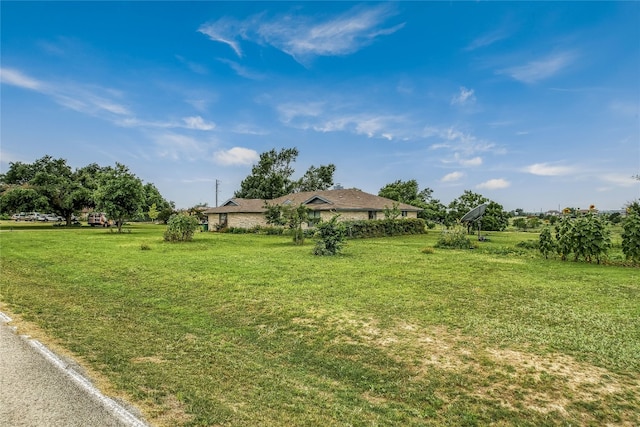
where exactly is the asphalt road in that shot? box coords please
[0,313,147,427]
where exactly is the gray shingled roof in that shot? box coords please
[203,189,422,214]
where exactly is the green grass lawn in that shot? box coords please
[1,222,638,426]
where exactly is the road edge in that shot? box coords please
[0,311,148,427]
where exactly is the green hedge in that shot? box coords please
[221,218,426,239]
[342,218,426,239]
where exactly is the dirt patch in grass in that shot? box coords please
[147,393,194,427]
[131,355,167,364]
[298,311,639,425]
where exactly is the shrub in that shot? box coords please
[343,218,426,239]
[622,201,640,262]
[555,216,574,261]
[313,215,347,256]
[163,214,200,242]
[435,229,475,249]
[554,213,611,263]
[538,227,555,259]
[516,240,539,250]
[571,213,611,264]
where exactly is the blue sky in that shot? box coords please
[1,1,638,211]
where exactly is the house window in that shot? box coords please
[219,213,228,227]
[368,211,377,220]
[401,211,408,217]
[309,211,321,225]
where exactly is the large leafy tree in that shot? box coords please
[94,163,145,233]
[142,182,172,221]
[296,164,336,192]
[378,179,446,225]
[447,190,509,232]
[0,156,92,225]
[235,148,336,199]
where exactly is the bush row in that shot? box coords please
[218,218,426,239]
[342,218,426,239]
[538,213,611,263]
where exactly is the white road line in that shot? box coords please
[1,311,148,427]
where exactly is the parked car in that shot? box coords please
[12,212,26,221]
[87,212,111,227]
[25,212,40,221]
[42,214,63,222]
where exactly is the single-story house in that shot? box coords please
[203,188,423,230]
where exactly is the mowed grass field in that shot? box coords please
[0,222,638,426]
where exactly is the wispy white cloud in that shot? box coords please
[118,116,216,131]
[231,123,269,136]
[276,100,405,140]
[199,4,403,65]
[198,17,245,57]
[599,173,639,188]
[180,177,216,184]
[609,100,639,117]
[441,171,464,182]
[307,113,404,140]
[214,147,259,166]
[175,55,208,75]
[524,162,574,176]
[217,58,265,80]
[185,97,215,113]
[277,101,325,123]
[477,178,510,190]
[426,126,501,162]
[498,51,578,84]
[1,67,44,90]
[465,28,510,51]
[1,67,133,120]
[451,86,476,106]
[458,156,483,167]
[153,132,207,161]
[183,116,216,130]
[0,149,22,165]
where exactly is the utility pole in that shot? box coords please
[215,179,220,207]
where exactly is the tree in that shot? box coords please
[513,217,527,231]
[263,201,309,244]
[447,190,488,225]
[383,202,401,219]
[94,163,145,233]
[527,217,541,229]
[447,190,508,232]
[142,183,172,221]
[378,179,426,204]
[295,164,336,192]
[186,203,208,222]
[148,203,159,223]
[157,205,177,224]
[378,179,446,226]
[235,148,336,199]
[0,156,92,225]
[481,201,510,231]
[285,204,310,245]
[264,202,286,226]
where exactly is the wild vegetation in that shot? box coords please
[1,222,638,426]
